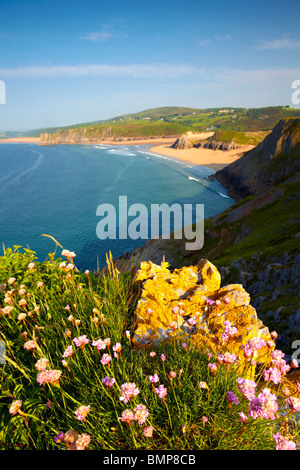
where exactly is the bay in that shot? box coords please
[0,143,234,271]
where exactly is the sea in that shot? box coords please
[0,143,234,272]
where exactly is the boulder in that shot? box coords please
[132,259,273,378]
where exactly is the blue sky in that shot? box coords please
[0,0,300,131]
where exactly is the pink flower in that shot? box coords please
[248,388,278,420]
[273,432,296,450]
[187,318,196,327]
[161,354,166,362]
[62,345,73,358]
[217,352,237,365]
[54,431,65,443]
[101,353,112,365]
[222,296,230,304]
[155,384,168,399]
[206,298,215,306]
[222,321,238,342]
[290,358,298,368]
[202,416,208,424]
[199,381,209,390]
[75,433,91,450]
[24,340,37,351]
[35,358,49,371]
[113,342,122,353]
[271,350,290,375]
[36,369,62,386]
[134,404,149,424]
[75,405,90,421]
[237,377,257,400]
[119,409,135,424]
[102,376,115,388]
[143,426,153,438]
[119,383,140,403]
[149,351,156,358]
[9,400,23,416]
[92,339,106,350]
[239,412,248,424]
[149,374,160,384]
[226,391,239,405]
[262,367,282,384]
[73,335,89,348]
[169,371,176,379]
[286,397,300,413]
[208,363,217,374]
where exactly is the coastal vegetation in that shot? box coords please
[1,246,300,450]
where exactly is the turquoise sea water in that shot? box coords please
[0,143,234,271]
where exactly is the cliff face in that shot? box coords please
[212,118,300,200]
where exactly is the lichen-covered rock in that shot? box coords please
[132,259,273,378]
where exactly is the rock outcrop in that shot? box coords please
[171,134,193,149]
[194,140,240,151]
[132,259,273,378]
[171,133,240,151]
[212,118,300,200]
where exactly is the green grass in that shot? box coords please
[1,244,300,450]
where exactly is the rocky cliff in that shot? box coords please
[212,118,300,200]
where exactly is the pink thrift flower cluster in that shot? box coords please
[37,369,62,386]
[248,387,278,420]
[273,432,296,450]
[222,321,238,343]
[243,337,266,360]
[102,376,115,388]
[74,405,90,421]
[217,352,237,365]
[119,405,151,433]
[73,335,89,348]
[119,383,140,403]
[237,377,257,400]
[155,384,168,399]
[54,430,91,450]
[270,349,290,374]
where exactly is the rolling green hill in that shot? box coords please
[2,105,300,140]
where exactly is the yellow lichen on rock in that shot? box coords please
[132,258,273,378]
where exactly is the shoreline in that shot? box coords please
[149,143,255,171]
[0,135,254,171]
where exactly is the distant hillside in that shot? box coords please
[1,105,299,140]
[39,121,189,145]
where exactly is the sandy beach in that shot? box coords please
[150,143,255,171]
[0,137,41,143]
